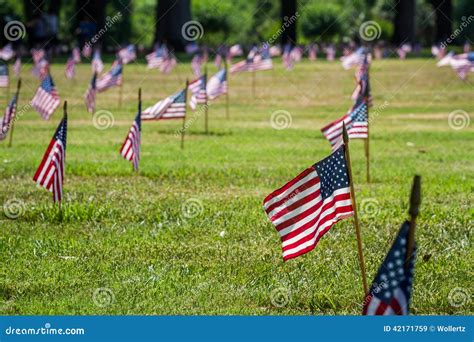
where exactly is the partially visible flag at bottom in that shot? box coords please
[120,111,141,172]
[363,221,416,315]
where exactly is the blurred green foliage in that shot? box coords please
[0,0,472,47]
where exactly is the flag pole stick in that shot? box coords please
[8,78,21,148]
[204,66,208,134]
[181,79,188,149]
[343,123,368,295]
[225,61,229,119]
[365,99,370,183]
[406,175,421,269]
[119,70,124,109]
[137,88,142,175]
[59,101,68,218]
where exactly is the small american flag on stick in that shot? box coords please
[321,101,368,151]
[0,86,18,140]
[206,69,227,100]
[120,89,142,172]
[96,59,123,92]
[141,89,186,120]
[13,57,21,76]
[92,50,104,74]
[188,74,207,110]
[263,146,354,261]
[33,102,68,204]
[84,72,97,113]
[31,73,60,120]
[64,57,75,79]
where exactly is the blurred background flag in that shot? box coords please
[31,73,60,120]
[206,69,227,100]
[92,50,104,74]
[263,146,354,261]
[188,74,207,110]
[141,89,186,120]
[84,72,97,114]
[0,92,17,140]
[96,59,123,92]
[0,63,9,87]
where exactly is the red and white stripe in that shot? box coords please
[120,120,140,171]
[142,98,186,121]
[84,85,96,114]
[64,58,75,79]
[0,98,15,140]
[264,166,353,261]
[188,78,207,110]
[0,75,8,87]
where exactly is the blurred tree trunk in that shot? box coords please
[392,0,416,45]
[429,0,452,43]
[49,0,62,15]
[280,0,297,46]
[154,0,191,51]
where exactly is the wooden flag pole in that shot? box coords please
[365,99,371,183]
[181,79,188,149]
[343,123,368,295]
[137,88,142,175]
[8,78,21,148]
[204,66,209,134]
[225,61,229,119]
[405,175,421,269]
[119,71,124,109]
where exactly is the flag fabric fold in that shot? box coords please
[120,110,141,172]
[31,73,60,120]
[206,69,227,100]
[96,60,123,92]
[141,89,186,120]
[188,74,207,110]
[0,93,17,140]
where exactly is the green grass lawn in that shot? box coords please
[1,59,473,315]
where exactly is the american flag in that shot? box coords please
[263,146,354,261]
[191,54,203,76]
[363,221,416,315]
[0,63,8,87]
[0,93,17,140]
[308,44,318,61]
[96,59,123,92]
[92,50,104,73]
[321,101,369,151]
[229,47,257,73]
[160,55,177,74]
[341,47,365,70]
[206,69,227,100]
[120,110,141,172]
[33,113,68,204]
[146,45,168,69]
[188,74,207,110]
[326,45,336,61]
[118,44,137,64]
[282,44,293,70]
[31,48,45,65]
[269,45,282,57]
[352,55,373,107]
[64,57,76,79]
[82,44,92,58]
[142,89,186,120]
[252,47,273,71]
[451,58,474,80]
[84,72,97,113]
[0,43,14,61]
[229,44,243,58]
[32,73,60,120]
[72,47,81,63]
[13,57,21,76]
